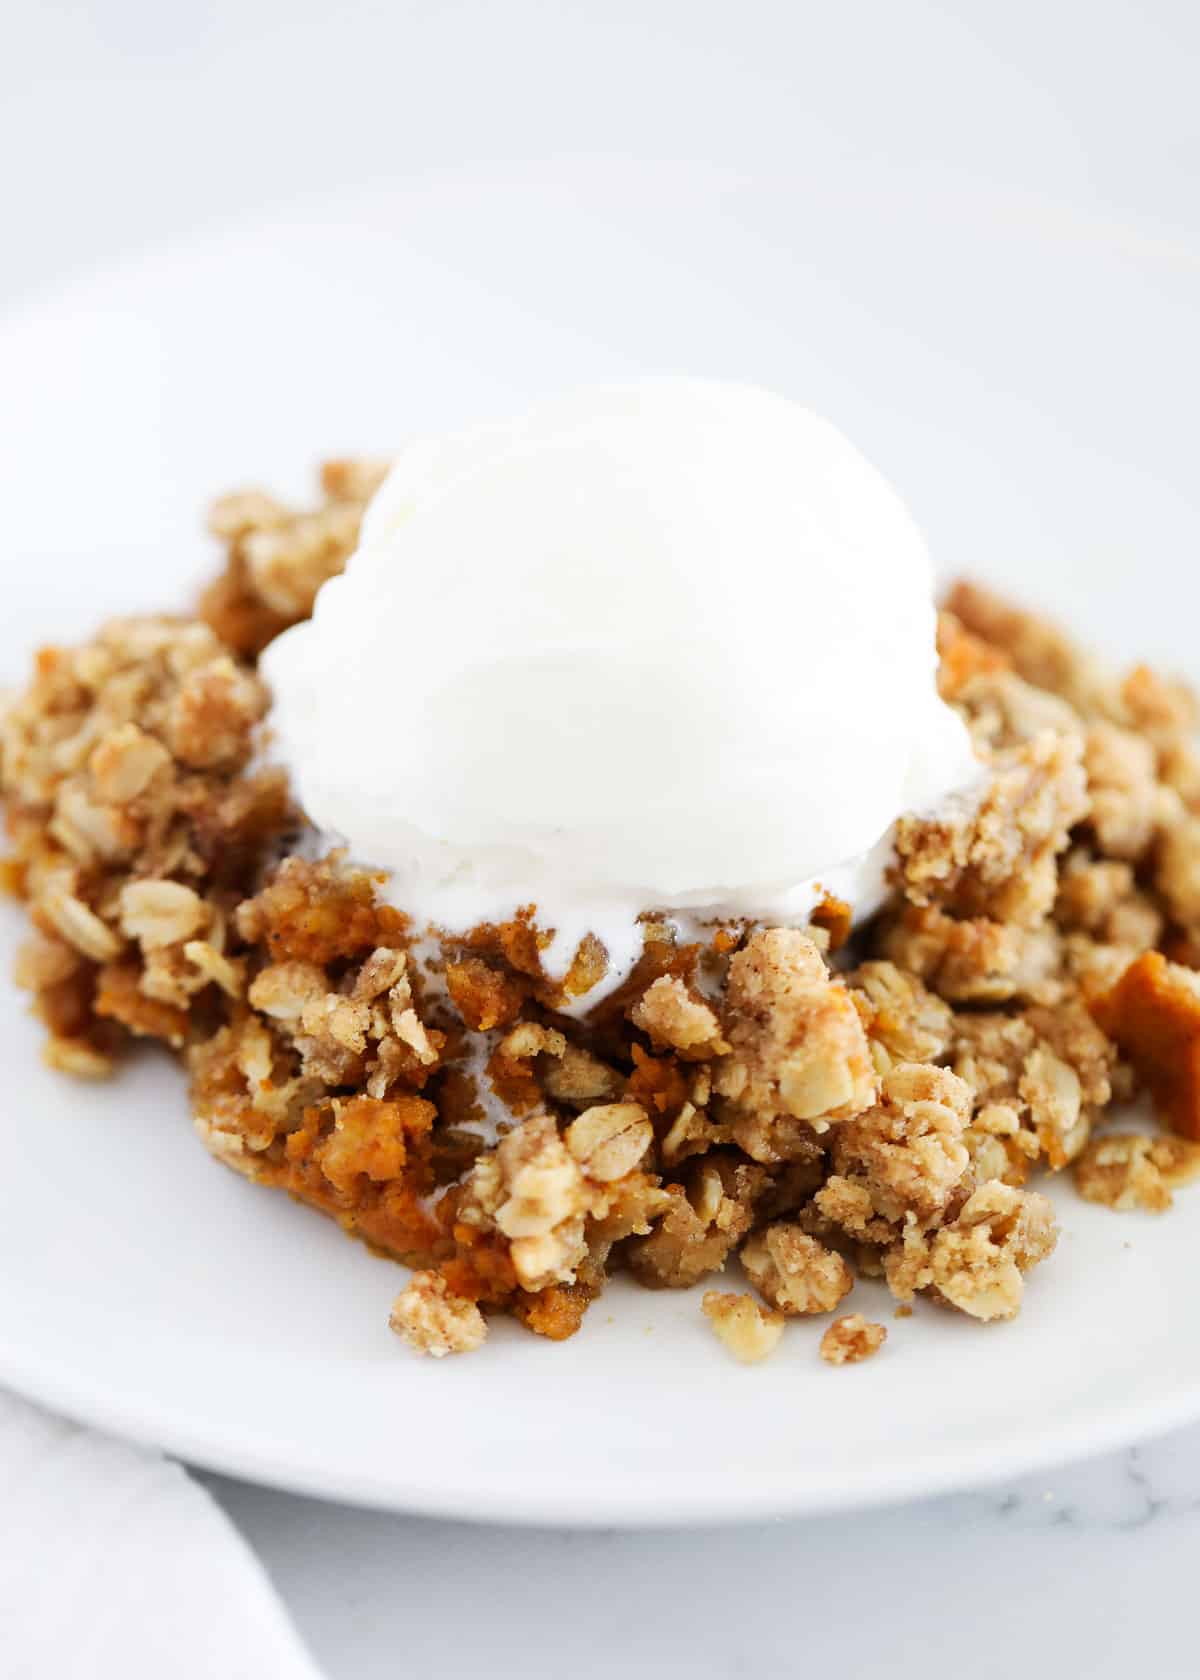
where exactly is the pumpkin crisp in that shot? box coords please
[5,471,1200,1361]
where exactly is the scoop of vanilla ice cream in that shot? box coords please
[263,380,977,985]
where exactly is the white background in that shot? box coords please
[6,3,1200,1676]
[8,0,1200,313]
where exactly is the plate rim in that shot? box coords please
[4,1331,1198,1526]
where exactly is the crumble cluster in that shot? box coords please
[1,616,287,1076]
[6,471,1200,1367]
[199,459,389,658]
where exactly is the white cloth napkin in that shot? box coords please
[0,1389,323,1680]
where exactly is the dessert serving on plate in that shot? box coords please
[4,379,1200,1364]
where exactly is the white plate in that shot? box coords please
[3,161,1200,1528]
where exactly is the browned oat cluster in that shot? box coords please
[6,466,1200,1366]
[198,459,390,658]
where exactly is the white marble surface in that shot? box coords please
[8,3,1200,1674]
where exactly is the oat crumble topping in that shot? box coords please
[6,462,1200,1362]
[390,1270,488,1358]
[702,1291,786,1364]
[741,1222,854,1316]
[819,1314,887,1365]
[1073,1132,1200,1213]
